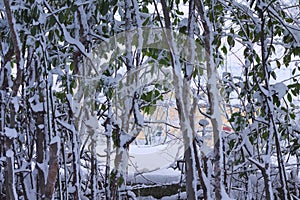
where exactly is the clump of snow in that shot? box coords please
[3,127,18,139]
[128,141,183,173]
[270,82,288,99]
[221,186,235,200]
[50,136,60,144]
[6,149,14,158]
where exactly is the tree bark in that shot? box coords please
[159,0,199,198]
[195,0,224,199]
[5,150,17,200]
[36,111,46,199]
[45,141,59,200]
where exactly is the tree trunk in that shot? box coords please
[195,0,224,199]
[159,0,199,198]
[5,150,17,200]
[45,140,59,200]
[36,111,46,199]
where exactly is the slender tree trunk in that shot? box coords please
[36,111,46,199]
[111,0,147,198]
[4,104,17,199]
[159,0,199,198]
[3,0,22,199]
[195,0,225,199]
[5,150,17,200]
[180,80,198,200]
[69,92,81,200]
[104,103,113,199]
[45,140,59,200]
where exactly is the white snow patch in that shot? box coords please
[31,102,44,112]
[3,127,18,139]
[6,149,14,158]
[271,82,288,99]
[221,186,235,200]
[50,136,60,144]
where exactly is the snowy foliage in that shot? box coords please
[0,0,300,199]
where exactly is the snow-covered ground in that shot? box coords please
[97,139,184,174]
[128,141,183,173]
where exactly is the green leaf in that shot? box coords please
[238,30,244,37]
[142,17,150,26]
[286,18,293,23]
[272,95,280,107]
[283,54,291,67]
[253,31,262,43]
[292,68,297,75]
[262,131,268,140]
[175,9,184,16]
[110,0,118,6]
[287,93,292,102]
[112,128,119,147]
[227,35,235,48]
[290,112,296,120]
[101,104,106,110]
[70,62,74,71]
[276,60,281,68]
[270,71,276,80]
[143,105,156,115]
[118,176,124,186]
[293,47,300,56]
[228,139,235,150]
[221,46,227,54]
[70,5,78,12]
[100,1,110,15]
